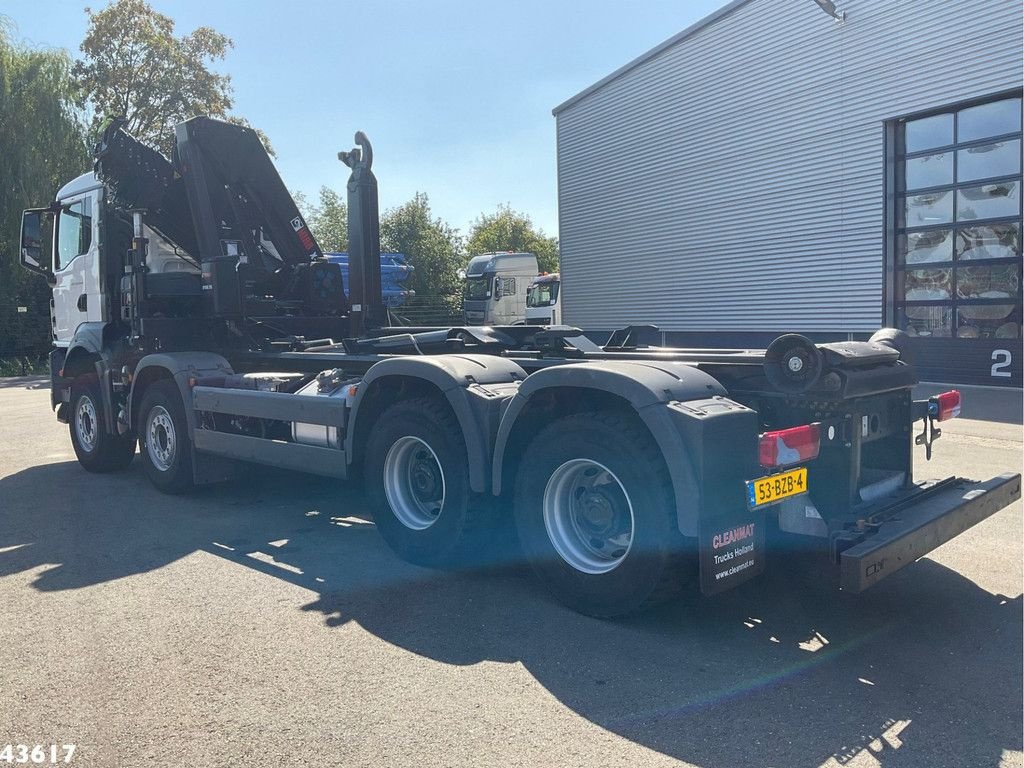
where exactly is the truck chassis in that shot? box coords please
[19,118,1021,617]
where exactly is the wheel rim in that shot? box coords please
[543,459,634,574]
[75,395,98,453]
[383,436,446,530]
[146,405,176,472]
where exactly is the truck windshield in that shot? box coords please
[464,276,492,300]
[527,281,559,307]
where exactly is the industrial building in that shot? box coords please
[554,0,1023,386]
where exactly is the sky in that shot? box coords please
[4,0,725,238]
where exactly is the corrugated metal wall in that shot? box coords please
[555,0,1024,333]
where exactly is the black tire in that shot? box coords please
[513,410,689,617]
[364,397,489,568]
[69,374,136,473]
[137,379,195,494]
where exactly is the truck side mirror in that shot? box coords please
[19,208,54,283]
[494,277,514,300]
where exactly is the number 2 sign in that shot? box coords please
[991,349,1012,378]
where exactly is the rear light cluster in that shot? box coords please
[756,392,961,470]
[929,390,961,421]
[758,423,821,468]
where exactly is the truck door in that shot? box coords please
[52,192,102,343]
[494,275,518,324]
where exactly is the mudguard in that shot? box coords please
[65,322,105,359]
[59,322,108,385]
[57,323,119,425]
[345,354,526,493]
[491,360,753,537]
[130,352,234,436]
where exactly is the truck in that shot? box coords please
[17,116,1021,617]
[525,272,561,325]
[324,252,415,310]
[462,251,537,325]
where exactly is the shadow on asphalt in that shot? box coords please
[1,459,1020,767]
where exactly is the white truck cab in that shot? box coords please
[20,172,200,346]
[525,272,561,325]
[462,252,538,326]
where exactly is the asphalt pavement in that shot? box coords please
[0,376,1020,768]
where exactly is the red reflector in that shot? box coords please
[934,389,961,421]
[759,423,821,468]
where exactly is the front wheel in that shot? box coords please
[137,379,195,494]
[69,374,136,473]
[513,411,688,617]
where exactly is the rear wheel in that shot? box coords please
[69,374,136,472]
[138,379,195,494]
[364,397,489,568]
[513,411,688,617]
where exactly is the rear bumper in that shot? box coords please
[838,473,1021,592]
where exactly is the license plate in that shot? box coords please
[747,467,808,508]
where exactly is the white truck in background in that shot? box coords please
[462,252,538,325]
[525,272,561,325]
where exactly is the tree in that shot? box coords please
[382,193,464,296]
[0,21,89,363]
[380,193,464,323]
[305,187,348,253]
[467,204,559,273]
[74,0,270,156]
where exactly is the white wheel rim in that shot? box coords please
[75,395,98,453]
[383,436,445,530]
[543,459,634,574]
[146,405,176,472]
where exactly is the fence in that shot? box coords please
[0,291,50,374]
[387,294,463,327]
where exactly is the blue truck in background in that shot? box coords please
[325,252,414,308]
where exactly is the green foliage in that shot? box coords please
[467,204,559,273]
[0,21,89,360]
[0,356,48,376]
[305,187,348,253]
[381,193,464,297]
[74,0,272,156]
[381,193,465,325]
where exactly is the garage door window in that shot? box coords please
[893,94,1022,339]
